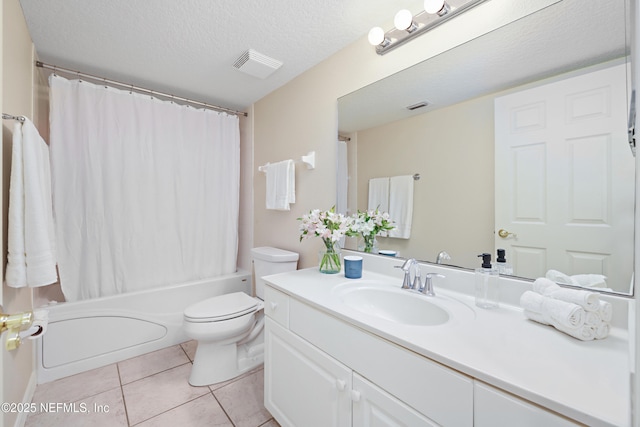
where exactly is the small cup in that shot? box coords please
[344,256,363,279]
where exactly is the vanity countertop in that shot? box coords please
[263,263,630,427]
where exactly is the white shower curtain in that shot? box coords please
[49,75,240,302]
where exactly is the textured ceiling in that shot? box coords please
[18,0,425,113]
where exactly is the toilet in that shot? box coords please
[183,247,298,386]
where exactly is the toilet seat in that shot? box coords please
[184,292,259,323]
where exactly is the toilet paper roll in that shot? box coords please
[20,309,48,340]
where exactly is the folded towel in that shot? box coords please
[388,175,413,239]
[265,160,295,211]
[368,177,389,213]
[520,291,585,329]
[6,119,58,288]
[533,278,600,312]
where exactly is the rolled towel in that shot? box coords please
[545,270,577,286]
[585,311,601,326]
[522,306,597,341]
[598,300,612,323]
[593,322,610,340]
[554,322,597,341]
[520,291,585,329]
[533,278,600,312]
[572,274,607,288]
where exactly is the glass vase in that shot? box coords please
[358,235,378,254]
[319,240,341,274]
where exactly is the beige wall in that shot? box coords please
[2,1,49,425]
[355,94,495,269]
[252,0,551,268]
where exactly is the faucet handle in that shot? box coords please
[412,264,422,291]
[422,273,445,296]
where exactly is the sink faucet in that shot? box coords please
[436,251,451,264]
[420,273,445,296]
[395,258,419,290]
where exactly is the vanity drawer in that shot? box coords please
[264,285,289,327]
[289,298,473,427]
[474,382,582,427]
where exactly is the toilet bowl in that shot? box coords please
[183,247,298,386]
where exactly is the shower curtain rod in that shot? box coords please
[36,61,248,117]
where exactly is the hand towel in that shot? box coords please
[265,159,295,210]
[368,177,389,213]
[533,278,600,312]
[388,175,413,239]
[520,291,585,329]
[6,119,58,287]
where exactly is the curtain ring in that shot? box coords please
[77,70,82,83]
[103,78,108,89]
[129,84,133,95]
[53,66,57,77]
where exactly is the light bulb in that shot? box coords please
[368,27,385,46]
[394,9,414,31]
[424,0,445,14]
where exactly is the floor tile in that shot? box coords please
[180,340,197,362]
[118,345,190,384]
[122,363,209,425]
[31,364,121,405]
[26,387,127,427]
[259,420,280,427]
[135,393,232,427]
[212,369,271,427]
[208,365,263,392]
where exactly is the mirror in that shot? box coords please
[338,0,634,295]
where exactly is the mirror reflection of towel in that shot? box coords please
[388,175,413,239]
[265,160,295,210]
[368,177,389,212]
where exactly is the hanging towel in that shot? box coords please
[6,119,58,288]
[388,175,414,239]
[265,159,295,210]
[368,177,389,212]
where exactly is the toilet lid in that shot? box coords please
[184,292,259,322]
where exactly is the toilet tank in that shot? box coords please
[251,247,299,299]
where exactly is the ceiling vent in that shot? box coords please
[406,101,429,111]
[233,49,283,79]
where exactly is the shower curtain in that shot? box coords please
[49,75,240,302]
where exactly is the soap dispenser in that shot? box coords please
[475,253,499,309]
[495,249,513,276]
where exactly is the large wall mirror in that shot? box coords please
[338,0,635,295]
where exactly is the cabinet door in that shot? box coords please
[352,373,438,427]
[474,382,581,427]
[264,318,352,427]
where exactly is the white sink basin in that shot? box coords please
[338,287,450,326]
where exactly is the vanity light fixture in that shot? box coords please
[368,0,489,55]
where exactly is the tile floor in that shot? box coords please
[25,341,280,427]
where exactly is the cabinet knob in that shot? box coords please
[351,390,361,402]
[335,379,346,391]
[270,302,278,310]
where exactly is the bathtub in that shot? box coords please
[36,270,251,384]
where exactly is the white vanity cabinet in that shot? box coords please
[474,382,582,427]
[264,285,472,427]
[264,318,352,427]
